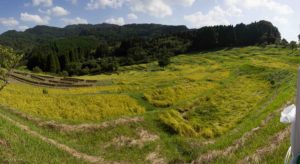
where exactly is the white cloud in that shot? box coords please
[127,13,138,20]
[225,5,242,17]
[172,0,196,6]
[38,8,47,14]
[184,6,234,27]
[32,0,53,7]
[86,0,126,9]
[225,0,293,15]
[0,17,19,27]
[86,0,195,18]
[48,6,70,16]
[61,17,88,25]
[272,16,288,24]
[18,26,29,31]
[105,17,125,25]
[130,0,172,18]
[20,12,50,25]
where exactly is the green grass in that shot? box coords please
[0,46,298,163]
[0,115,87,163]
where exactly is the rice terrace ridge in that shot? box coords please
[0,0,299,163]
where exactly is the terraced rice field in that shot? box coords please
[0,46,299,163]
[9,70,100,88]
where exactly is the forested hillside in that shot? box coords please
[0,20,281,76]
[0,23,188,51]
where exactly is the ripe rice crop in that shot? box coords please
[0,83,145,122]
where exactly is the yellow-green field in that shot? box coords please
[0,84,145,122]
[0,46,299,163]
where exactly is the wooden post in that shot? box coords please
[292,67,300,163]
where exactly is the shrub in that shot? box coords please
[42,88,48,94]
[60,71,69,77]
[81,67,90,75]
[259,42,268,48]
[32,66,42,73]
[158,55,171,68]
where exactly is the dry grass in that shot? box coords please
[240,127,290,163]
[146,146,166,164]
[106,129,159,148]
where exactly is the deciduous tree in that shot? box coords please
[0,45,23,91]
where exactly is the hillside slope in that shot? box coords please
[0,20,281,77]
[0,46,298,163]
[0,23,188,50]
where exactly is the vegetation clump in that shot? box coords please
[42,88,48,94]
[32,66,42,73]
[0,45,22,91]
[159,110,197,137]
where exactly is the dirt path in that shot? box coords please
[0,112,107,164]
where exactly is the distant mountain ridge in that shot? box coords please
[0,23,188,50]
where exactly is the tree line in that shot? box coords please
[23,20,281,76]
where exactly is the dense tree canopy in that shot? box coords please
[0,20,281,75]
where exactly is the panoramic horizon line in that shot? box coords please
[1,19,276,32]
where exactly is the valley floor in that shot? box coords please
[0,46,299,163]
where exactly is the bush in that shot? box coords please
[289,41,297,50]
[60,71,69,77]
[32,66,42,73]
[66,62,82,76]
[42,88,48,94]
[81,67,90,75]
[158,55,171,68]
[259,42,268,48]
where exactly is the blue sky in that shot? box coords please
[0,0,299,41]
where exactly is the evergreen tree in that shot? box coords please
[290,41,297,50]
[47,53,58,73]
[158,48,172,68]
[95,43,110,58]
[281,39,289,47]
